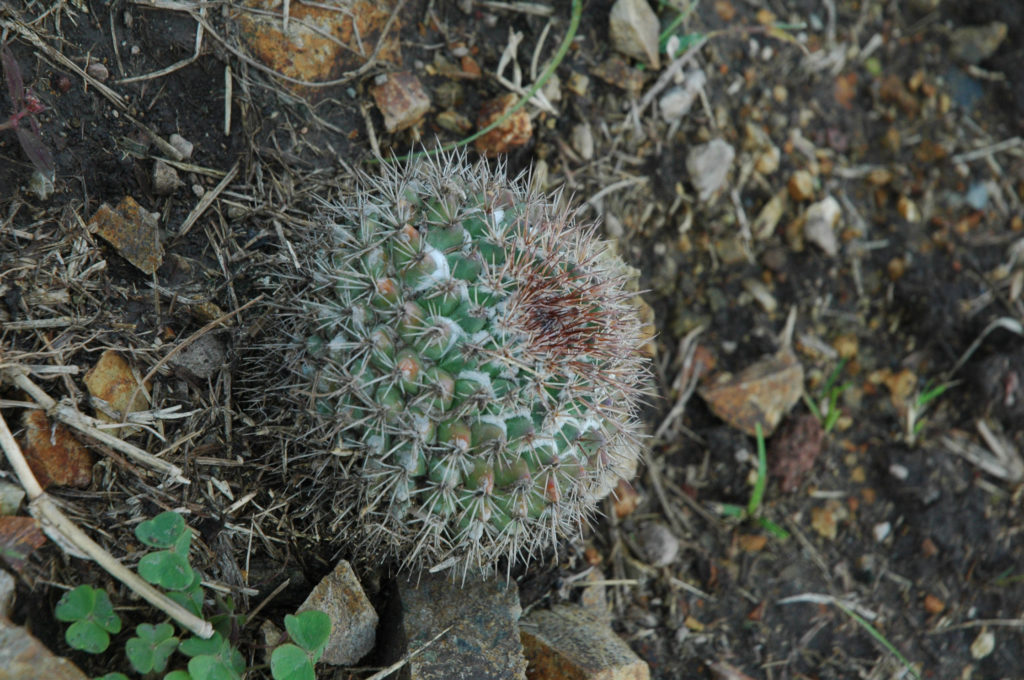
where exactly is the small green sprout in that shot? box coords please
[125,622,179,674]
[270,611,333,680]
[715,424,790,539]
[135,511,195,590]
[54,585,123,653]
[904,381,952,446]
[803,359,852,434]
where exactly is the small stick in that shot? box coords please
[2,368,187,483]
[0,411,213,639]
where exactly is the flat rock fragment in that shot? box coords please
[297,560,377,665]
[20,410,93,489]
[372,71,431,133]
[168,333,227,381]
[686,139,734,201]
[521,603,649,680]
[386,572,526,680]
[609,0,661,68]
[83,349,151,436]
[475,93,533,157]
[87,196,163,274]
[0,616,89,680]
[950,22,1007,65]
[803,196,841,256]
[235,0,401,97]
[699,348,804,437]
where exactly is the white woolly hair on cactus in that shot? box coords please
[263,148,650,577]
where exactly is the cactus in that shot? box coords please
[270,150,650,575]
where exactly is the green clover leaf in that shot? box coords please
[135,511,187,548]
[270,644,314,680]
[126,622,179,674]
[55,585,122,654]
[284,611,331,659]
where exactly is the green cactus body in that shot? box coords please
[283,151,649,574]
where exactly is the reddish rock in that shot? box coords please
[475,93,533,157]
[371,72,431,133]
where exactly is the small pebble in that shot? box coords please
[152,159,181,195]
[787,170,815,201]
[638,522,679,566]
[889,463,909,480]
[570,123,594,161]
[873,521,891,542]
[803,196,841,256]
[169,133,194,160]
[970,630,995,660]
[686,138,734,201]
[86,61,110,82]
[965,182,988,210]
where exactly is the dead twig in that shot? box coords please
[0,410,213,639]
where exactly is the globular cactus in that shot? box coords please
[274,150,650,575]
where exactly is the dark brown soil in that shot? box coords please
[2,1,1023,679]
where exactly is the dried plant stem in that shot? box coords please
[0,411,214,639]
[2,367,188,483]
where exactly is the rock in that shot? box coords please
[803,196,841,256]
[0,480,26,516]
[83,349,151,436]
[521,603,649,680]
[699,347,805,437]
[658,70,706,123]
[235,0,401,98]
[87,196,164,275]
[571,123,594,161]
[752,191,787,240]
[85,61,109,82]
[970,630,995,660]
[436,110,473,134]
[566,72,590,97]
[169,133,194,160]
[371,71,431,133]
[787,170,815,201]
[27,170,54,200]
[385,572,526,680]
[950,22,1007,65]
[169,333,227,381]
[475,93,533,157]
[609,0,661,68]
[297,560,377,665]
[686,139,734,201]
[152,159,181,195]
[591,56,648,94]
[769,413,823,492]
[20,410,93,489]
[0,570,14,615]
[0,616,89,680]
[259,620,283,665]
[637,522,679,567]
[754,144,780,175]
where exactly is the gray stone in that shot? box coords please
[298,560,378,666]
[520,603,649,680]
[609,0,661,68]
[0,616,89,680]
[803,196,841,257]
[637,522,680,567]
[385,572,526,680]
[152,159,181,195]
[950,22,1007,65]
[0,570,14,616]
[686,139,734,202]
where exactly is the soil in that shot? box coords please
[2,1,1024,679]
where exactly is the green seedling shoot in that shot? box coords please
[55,585,123,653]
[804,359,852,434]
[715,424,790,539]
